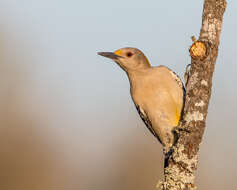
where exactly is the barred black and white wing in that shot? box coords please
[165,67,186,96]
[135,104,162,143]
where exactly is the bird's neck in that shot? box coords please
[126,69,149,93]
[127,68,148,79]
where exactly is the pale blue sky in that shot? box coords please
[0,1,236,190]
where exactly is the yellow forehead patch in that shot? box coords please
[114,49,122,56]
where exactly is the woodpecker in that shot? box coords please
[98,47,185,160]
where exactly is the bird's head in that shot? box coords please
[98,47,151,72]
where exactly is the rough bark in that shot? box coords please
[157,0,227,189]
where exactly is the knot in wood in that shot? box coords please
[189,41,207,60]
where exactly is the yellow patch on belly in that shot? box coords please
[175,108,181,126]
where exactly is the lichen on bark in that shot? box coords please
[157,0,227,189]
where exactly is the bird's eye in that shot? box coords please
[126,52,133,57]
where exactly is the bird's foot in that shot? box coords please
[173,126,191,135]
[172,126,191,146]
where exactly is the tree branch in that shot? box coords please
[157,1,227,189]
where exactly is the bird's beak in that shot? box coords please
[97,52,122,60]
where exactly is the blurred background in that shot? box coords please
[0,0,236,190]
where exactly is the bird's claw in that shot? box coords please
[173,126,191,134]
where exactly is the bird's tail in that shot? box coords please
[164,148,174,168]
